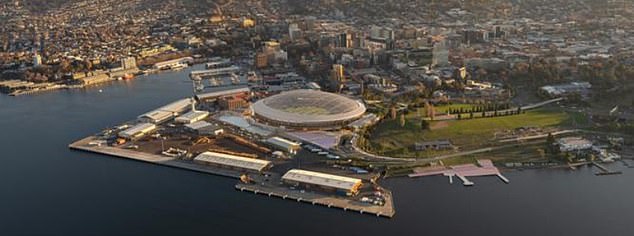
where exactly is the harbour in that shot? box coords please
[2,66,633,236]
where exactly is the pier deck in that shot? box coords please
[592,162,622,176]
[69,136,242,178]
[235,182,395,218]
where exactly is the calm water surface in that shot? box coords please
[1,66,632,236]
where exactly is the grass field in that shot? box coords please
[368,108,586,158]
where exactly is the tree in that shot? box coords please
[429,104,436,120]
[537,148,546,159]
[59,59,71,73]
[565,152,575,163]
[545,133,557,154]
[420,119,430,130]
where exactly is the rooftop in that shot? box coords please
[282,169,362,191]
[252,90,366,127]
[194,151,270,172]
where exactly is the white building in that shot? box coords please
[282,169,363,196]
[175,110,209,124]
[138,98,192,124]
[289,23,302,41]
[33,54,42,67]
[193,152,271,173]
[432,41,449,67]
[153,57,194,70]
[266,137,301,154]
[121,57,137,70]
[557,137,593,152]
[119,123,157,140]
[185,121,224,136]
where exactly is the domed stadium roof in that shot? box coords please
[251,90,366,129]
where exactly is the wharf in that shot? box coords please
[592,162,622,176]
[71,136,397,218]
[69,136,241,178]
[235,182,395,218]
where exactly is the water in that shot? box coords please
[1,67,633,236]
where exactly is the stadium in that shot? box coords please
[251,90,366,130]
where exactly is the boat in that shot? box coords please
[122,73,135,80]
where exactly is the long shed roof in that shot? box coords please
[194,152,270,172]
[282,169,362,191]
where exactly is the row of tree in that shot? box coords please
[447,103,512,114]
[455,107,524,120]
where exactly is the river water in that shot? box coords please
[1,66,632,236]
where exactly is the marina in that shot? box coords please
[409,159,509,186]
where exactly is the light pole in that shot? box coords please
[161,136,165,152]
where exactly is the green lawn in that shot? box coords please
[368,108,583,158]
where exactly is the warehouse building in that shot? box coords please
[185,121,224,136]
[118,123,157,140]
[138,110,174,124]
[557,137,593,152]
[266,136,301,154]
[138,98,193,124]
[281,169,363,196]
[175,110,209,124]
[194,152,271,173]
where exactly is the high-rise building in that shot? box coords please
[33,53,42,67]
[289,24,302,41]
[331,64,345,82]
[370,26,395,41]
[432,41,449,67]
[336,33,352,48]
[121,57,137,70]
[255,52,268,69]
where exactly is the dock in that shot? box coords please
[456,175,474,186]
[409,159,509,186]
[69,136,242,178]
[71,135,396,218]
[592,162,622,176]
[496,173,510,183]
[235,182,395,218]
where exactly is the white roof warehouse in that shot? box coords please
[175,110,209,124]
[118,123,157,140]
[282,169,363,196]
[266,137,301,153]
[194,152,271,173]
[138,98,193,124]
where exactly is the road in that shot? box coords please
[498,129,578,143]
[410,140,549,165]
